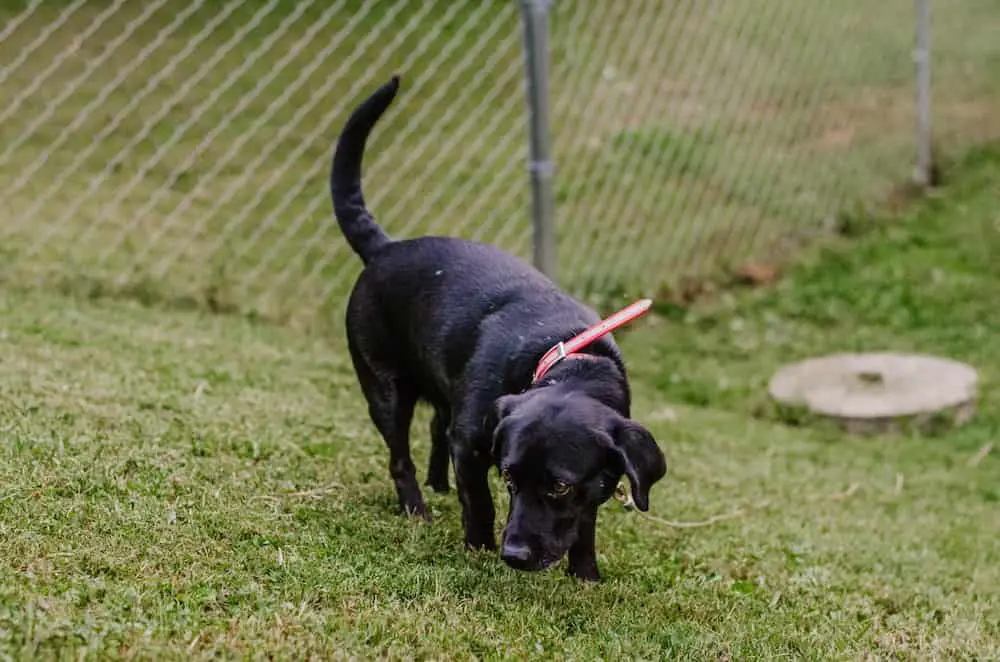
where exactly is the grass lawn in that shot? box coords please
[2,141,1000,658]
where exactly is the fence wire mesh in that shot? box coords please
[546,0,999,305]
[0,0,997,323]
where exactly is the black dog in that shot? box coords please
[332,75,667,581]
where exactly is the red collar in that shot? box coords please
[532,299,652,384]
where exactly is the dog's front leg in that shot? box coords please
[450,434,496,552]
[567,509,601,581]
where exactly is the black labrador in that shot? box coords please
[331,75,667,581]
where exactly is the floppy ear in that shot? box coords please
[493,393,522,422]
[612,420,667,512]
[487,393,525,459]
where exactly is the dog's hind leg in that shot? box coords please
[353,360,429,521]
[425,403,451,494]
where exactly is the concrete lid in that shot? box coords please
[768,352,978,424]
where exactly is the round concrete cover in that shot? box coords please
[769,352,978,431]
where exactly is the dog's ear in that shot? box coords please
[493,393,523,422]
[612,419,667,512]
[487,393,525,459]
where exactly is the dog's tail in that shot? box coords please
[331,75,400,264]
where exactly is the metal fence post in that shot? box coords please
[913,0,932,186]
[519,0,557,279]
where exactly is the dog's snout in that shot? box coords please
[500,540,537,570]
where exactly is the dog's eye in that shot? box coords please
[550,480,573,498]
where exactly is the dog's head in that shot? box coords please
[490,388,667,571]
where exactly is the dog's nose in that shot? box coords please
[500,541,536,570]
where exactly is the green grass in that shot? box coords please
[3,145,1000,659]
[0,0,998,324]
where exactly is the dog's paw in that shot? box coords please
[424,476,450,494]
[401,502,432,523]
[566,560,601,582]
[464,533,497,552]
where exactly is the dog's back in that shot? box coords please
[331,76,618,397]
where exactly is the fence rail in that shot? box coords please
[0,0,997,323]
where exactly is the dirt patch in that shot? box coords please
[809,88,1000,153]
[809,86,914,152]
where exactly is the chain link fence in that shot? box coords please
[0,0,997,324]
